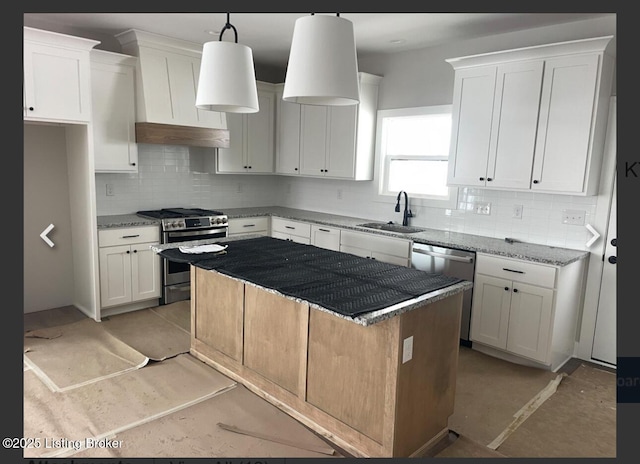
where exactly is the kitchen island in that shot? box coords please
[157,236,472,457]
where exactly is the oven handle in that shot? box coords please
[412,248,474,263]
[166,229,227,239]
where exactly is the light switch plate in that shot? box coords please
[106,184,114,196]
[475,201,491,215]
[402,336,413,363]
[513,204,523,219]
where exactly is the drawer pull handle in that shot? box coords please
[243,224,256,227]
[503,268,525,274]
[122,234,140,238]
[318,228,330,232]
[285,225,295,230]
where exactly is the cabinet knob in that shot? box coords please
[248,166,252,169]
[533,180,539,184]
[294,167,298,171]
[513,288,519,293]
[504,287,510,291]
[611,238,617,247]
[487,178,493,182]
[133,249,138,253]
[608,256,617,264]
[479,177,485,181]
[131,162,136,166]
[126,250,130,254]
[244,166,248,169]
[28,107,34,111]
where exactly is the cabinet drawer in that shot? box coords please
[99,226,160,247]
[228,217,270,235]
[475,253,557,288]
[340,230,411,259]
[271,217,311,238]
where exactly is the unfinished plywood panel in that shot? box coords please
[306,308,397,444]
[393,292,462,456]
[243,284,309,396]
[194,267,244,361]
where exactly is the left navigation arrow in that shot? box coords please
[40,223,55,247]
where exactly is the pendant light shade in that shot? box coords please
[196,14,259,113]
[283,14,359,106]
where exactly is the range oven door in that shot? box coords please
[163,227,228,286]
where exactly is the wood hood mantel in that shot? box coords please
[135,122,230,148]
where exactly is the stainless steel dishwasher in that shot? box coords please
[411,243,475,344]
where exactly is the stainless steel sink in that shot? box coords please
[357,222,427,234]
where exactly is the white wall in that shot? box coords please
[24,124,75,313]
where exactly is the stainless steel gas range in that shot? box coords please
[136,208,228,304]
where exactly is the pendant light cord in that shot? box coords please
[219,12,238,43]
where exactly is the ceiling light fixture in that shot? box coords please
[196,13,259,113]
[283,13,359,106]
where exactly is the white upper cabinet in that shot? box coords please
[446,36,615,195]
[90,50,138,173]
[115,29,227,130]
[217,82,275,174]
[23,27,99,124]
[278,73,381,180]
[275,83,302,175]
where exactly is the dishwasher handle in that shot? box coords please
[412,248,474,263]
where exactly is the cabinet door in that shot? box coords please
[130,242,161,302]
[91,57,138,172]
[246,91,275,173]
[486,61,543,189]
[276,96,301,174]
[447,66,497,187]
[311,225,341,251]
[325,106,357,178]
[469,274,511,349]
[300,105,329,176]
[506,282,554,362]
[217,112,246,172]
[99,245,132,308]
[531,54,599,193]
[339,244,371,260]
[24,42,92,122]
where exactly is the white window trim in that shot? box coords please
[375,105,458,209]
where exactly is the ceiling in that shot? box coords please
[23,12,613,71]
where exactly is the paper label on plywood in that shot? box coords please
[402,336,413,363]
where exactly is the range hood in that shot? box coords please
[116,29,230,148]
[134,122,229,148]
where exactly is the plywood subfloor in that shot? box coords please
[24,306,615,459]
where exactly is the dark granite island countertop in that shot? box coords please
[153,235,472,327]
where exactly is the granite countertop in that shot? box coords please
[151,235,473,327]
[98,206,589,266]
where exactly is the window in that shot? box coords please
[377,105,457,208]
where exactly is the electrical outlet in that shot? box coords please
[475,201,491,215]
[513,204,523,219]
[236,182,244,194]
[337,189,343,200]
[106,184,115,196]
[562,209,586,225]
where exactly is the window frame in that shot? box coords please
[376,105,458,209]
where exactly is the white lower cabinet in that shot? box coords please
[228,216,270,237]
[470,253,586,370]
[98,226,161,309]
[310,225,341,251]
[271,217,311,244]
[339,230,411,267]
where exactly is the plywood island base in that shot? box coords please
[190,266,463,458]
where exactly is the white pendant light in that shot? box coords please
[196,13,259,113]
[283,13,359,106]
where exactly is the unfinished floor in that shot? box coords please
[23,303,616,459]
